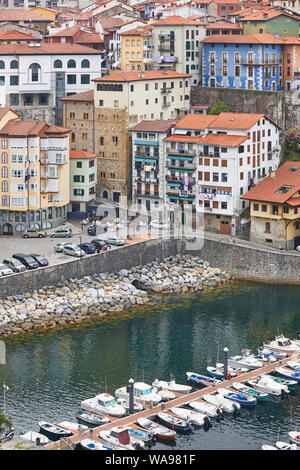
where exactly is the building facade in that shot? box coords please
[69,150,97,212]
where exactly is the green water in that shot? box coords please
[0,282,300,450]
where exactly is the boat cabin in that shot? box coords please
[134,382,152,397]
[96,393,116,407]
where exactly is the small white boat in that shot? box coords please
[169,407,211,427]
[152,376,192,395]
[80,438,125,451]
[188,399,223,418]
[275,366,300,383]
[286,361,300,371]
[151,386,176,402]
[289,431,300,446]
[20,431,50,446]
[116,398,144,413]
[157,412,192,432]
[99,426,145,450]
[232,382,269,401]
[258,347,287,360]
[57,421,88,434]
[81,393,126,418]
[76,409,110,427]
[246,375,289,397]
[136,417,176,441]
[115,382,161,406]
[202,393,241,413]
[262,444,279,450]
[228,354,264,370]
[263,335,300,354]
[217,388,257,407]
[39,421,74,441]
[276,441,297,450]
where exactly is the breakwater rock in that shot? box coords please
[0,254,233,338]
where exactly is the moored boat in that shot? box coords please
[228,353,264,370]
[127,425,155,445]
[76,410,110,427]
[217,388,257,407]
[81,393,126,418]
[289,431,300,446]
[202,392,241,414]
[39,421,74,441]
[263,334,300,354]
[169,407,211,428]
[157,412,192,432]
[80,438,124,451]
[186,372,222,387]
[116,397,144,413]
[232,382,268,401]
[275,441,297,450]
[188,399,223,418]
[20,431,51,446]
[207,366,248,380]
[136,417,176,441]
[273,367,300,384]
[152,376,192,395]
[246,375,289,397]
[57,421,88,434]
[115,382,161,406]
[285,361,300,371]
[99,426,145,450]
[262,444,279,450]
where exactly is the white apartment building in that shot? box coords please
[130,120,175,213]
[0,43,102,125]
[164,113,282,235]
[69,150,97,212]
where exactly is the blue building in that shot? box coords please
[202,34,284,92]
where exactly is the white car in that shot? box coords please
[106,237,126,246]
[149,220,170,230]
[63,244,85,257]
[54,242,70,253]
[0,264,14,276]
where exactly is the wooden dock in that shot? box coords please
[45,352,300,450]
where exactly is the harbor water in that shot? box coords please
[1,282,300,450]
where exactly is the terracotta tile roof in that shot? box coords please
[120,25,152,36]
[70,150,97,159]
[152,15,203,25]
[0,43,100,55]
[46,24,81,37]
[93,70,191,82]
[0,30,39,41]
[241,162,300,204]
[0,121,47,136]
[175,114,218,130]
[209,112,281,130]
[75,30,104,44]
[239,9,300,22]
[60,89,94,102]
[44,125,71,135]
[97,17,126,29]
[0,9,53,22]
[130,119,176,132]
[205,22,243,29]
[165,133,248,146]
[203,32,285,44]
[0,108,19,120]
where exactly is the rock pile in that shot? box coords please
[0,254,233,338]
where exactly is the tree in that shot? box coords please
[209,101,235,115]
[0,410,12,433]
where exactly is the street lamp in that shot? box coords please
[3,383,9,416]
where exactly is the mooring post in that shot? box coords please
[127,378,134,415]
[223,347,229,381]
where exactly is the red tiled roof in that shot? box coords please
[0,9,52,22]
[70,150,97,159]
[130,119,176,132]
[205,22,242,29]
[239,9,300,22]
[46,24,81,37]
[203,32,284,44]
[60,89,94,102]
[152,15,203,25]
[209,112,281,130]
[0,43,101,55]
[0,30,39,41]
[175,114,218,130]
[242,162,300,204]
[93,70,191,82]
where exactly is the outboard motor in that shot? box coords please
[216,407,223,422]
[203,416,211,431]
[232,403,239,416]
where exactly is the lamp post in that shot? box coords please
[223,347,229,381]
[127,378,134,415]
[3,383,9,416]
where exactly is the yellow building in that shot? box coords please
[120,25,153,73]
[0,109,70,236]
[242,161,300,250]
[30,7,59,23]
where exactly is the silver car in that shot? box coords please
[3,258,26,273]
[0,264,13,276]
[63,244,85,258]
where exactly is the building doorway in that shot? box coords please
[220,219,230,235]
[2,223,13,236]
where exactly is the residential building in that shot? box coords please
[0,110,71,236]
[130,119,175,213]
[205,21,243,36]
[202,33,285,91]
[242,161,300,249]
[0,43,102,125]
[0,9,53,33]
[164,112,281,235]
[120,25,153,72]
[152,16,206,86]
[237,9,300,36]
[0,30,42,45]
[69,150,97,212]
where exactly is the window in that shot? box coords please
[265,222,271,233]
[10,94,19,106]
[253,203,259,211]
[54,59,62,68]
[39,94,48,105]
[83,113,89,120]
[262,205,267,212]
[67,75,76,84]
[81,74,90,84]
[76,162,82,168]
[0,76,4,86]
[81,59,90,68]
[67,59,76,68]
[10,60,18,69]
[2,139,7,149]
[221,173,227,182]
[29,63,41,82]
[10,76,19,86]
[0,61,4,69]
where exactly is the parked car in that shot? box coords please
[3,258,26,273]
[78,243,96,254]
[62,244,85,258]
[149,220,170,230]
[106,237,126,246]
[91,239,111,253]
[12,253,39,270]
[23,229,46,239]
[50,228,72,238]
[0,264,13,276]
[29,254,49,267]
[87,224,107,236]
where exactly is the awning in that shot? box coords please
[174,129,188,135]
[135,157,157,163]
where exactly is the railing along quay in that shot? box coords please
[45,352,300,450]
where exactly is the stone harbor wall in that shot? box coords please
[0,254,233,338]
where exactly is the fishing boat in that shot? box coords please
[285,361,300,371]
[231,382,268,401]
[136,417,176,441]
[246,375,289,397]
[57,421,88,434]
[99,426,145,450]
[39,421,74,441]
[257,347,287,361]
[270,375,297,391]
[20,431,51,446]
[80,438,124,451]
[216,388,257,407]
[76,410,110,427]
[202,392,241,414]
[275,441,297,450]
[186,372,222,387]
[157,412,192,432]
[253,351,278,364]
[127,425,155,445]
[288,431,300,445]
[188,400,223,418]
[115,382,162,406]
[116,398,144,413]
[206,366,247,380]
[152,376,192,395]
[261,444,279,450]
[81,393,126,418]
[169,407,211,428]
[274,367,300,384]
[263,334,300,354]
[228,352,264,370]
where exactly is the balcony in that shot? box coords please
[159,34,174,41]
[167,149,196,158]
[158,45,175,53]
[162,102,171,108]
[161,87,172,93]
[166,161,196,171]
[134,139,159,146]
